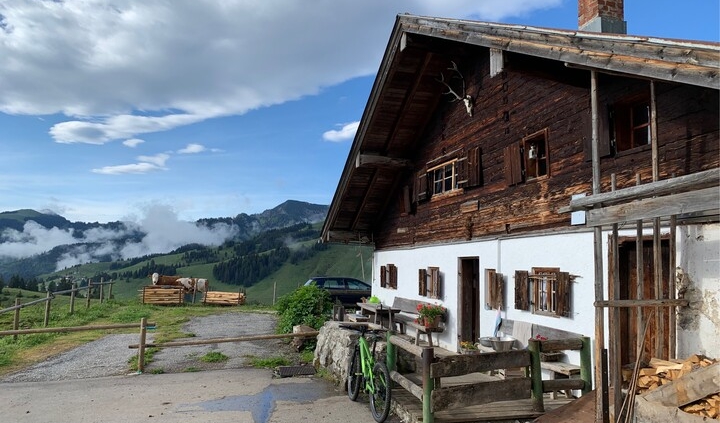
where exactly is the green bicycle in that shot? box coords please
[342,324,392,422]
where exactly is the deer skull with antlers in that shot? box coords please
[436,61,473,117]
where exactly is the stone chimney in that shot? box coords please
[578,0,627,34]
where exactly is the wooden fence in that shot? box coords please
[0,280,115,337]
[385,334,592,423]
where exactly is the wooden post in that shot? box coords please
[635,174,644,360]
[610,174,622,418]
[528,339,545,412]
[43,290,52,327]
[13,298,20,341]
[99,278,104,304]
[138,317,147,373]
[668,213,677,359]
[386,330,396,372]
[422,346,435,423]
[70,282,76,315]
[590,70,606,423]
[86,281,92,309]
[108,282,113,301]
[580,336,592,395]
[273,281,277,306]
[601,349,610,423]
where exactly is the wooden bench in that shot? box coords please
[541,360,582,398]
[391,297,445,347]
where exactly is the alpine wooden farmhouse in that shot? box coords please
[321,3,719,419]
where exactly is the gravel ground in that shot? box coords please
[1,311,301,382]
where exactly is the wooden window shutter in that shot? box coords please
[418,268,427,296]
[389,264,398,289]
[555,271,571,317]
[583,106,612,161]
[514,270,530,311]
[428,267,440,299]
[485,269,503,310]
[467,146,481,187]
[415,168,429,202]
[504,143,523,186]
[456,152,468,188]
[380,265,387,288]
[402,186,411,215]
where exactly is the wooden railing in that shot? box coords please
[385,334,592,423]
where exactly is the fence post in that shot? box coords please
[386,331,396,372]
[70,282,76,315]
[528,339,545,412]
[13,298,20,341]
[138,317,147,373]
[43,290,52,327]
[108,282,113,301]
[99,278,105,304]
[580,336,592,395]
[422,346,435,423]
[86,281,92,309]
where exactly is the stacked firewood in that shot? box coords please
[636,354,719,419]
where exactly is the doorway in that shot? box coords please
[459,257,480,344]
[616,237,670,365]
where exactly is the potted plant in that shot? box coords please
[415,303,445,328]
[460,341,480,355]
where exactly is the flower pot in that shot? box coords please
[421,315,441,328]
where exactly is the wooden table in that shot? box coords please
[356,302,401,329]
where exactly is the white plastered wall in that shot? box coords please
[676,223,720,359]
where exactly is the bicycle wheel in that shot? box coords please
[347,346,361,401]
[369,361,392,422]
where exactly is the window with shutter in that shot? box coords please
[526,267,572,317]
[415,169,428,202]
[467,146,482,187]
[555,271,571,317]
[514,270,530,311]
[380,265,387,288]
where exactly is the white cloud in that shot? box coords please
[178,143,206,154]
[91,162,164,175]
[323,121,360,142]
[0,204,238,269]
[138,153,170,167]
[0,0,562,144]
[123,138,145,147]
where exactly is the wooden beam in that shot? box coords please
[390,370,424,401]
[431,378,532,412]
[560,169,719,212]
[430,350,531,378]
[355,153,412,169]
[594,299,688,308]
[585,187,719,226]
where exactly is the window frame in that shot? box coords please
[428,159,459,196]
[611,91,651,153]
[522,129,549,181]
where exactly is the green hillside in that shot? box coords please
[40,223,373,306]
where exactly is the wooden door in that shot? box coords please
[617,238,670,365]
[459,258,480,344]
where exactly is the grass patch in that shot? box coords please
[127,347,160,372]
[299,349,315,364]
[150,368,165,374]
[184,367,201,372]
[200,351,229,363]
[249,356,290,369]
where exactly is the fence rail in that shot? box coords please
[1,280,115,338]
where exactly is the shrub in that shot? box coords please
[275,285,331,334]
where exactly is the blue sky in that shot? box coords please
[0,0,718,225]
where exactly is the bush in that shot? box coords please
[275,285,332,334]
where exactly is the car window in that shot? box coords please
[323,279,345,289]
[346,279,370,290]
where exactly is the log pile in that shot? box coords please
[141,286,184,305]
[636,355,719,419]
[203,291,245,306]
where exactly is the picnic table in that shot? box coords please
[356,302,401,329]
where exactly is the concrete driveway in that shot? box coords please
[1,368,397,423]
